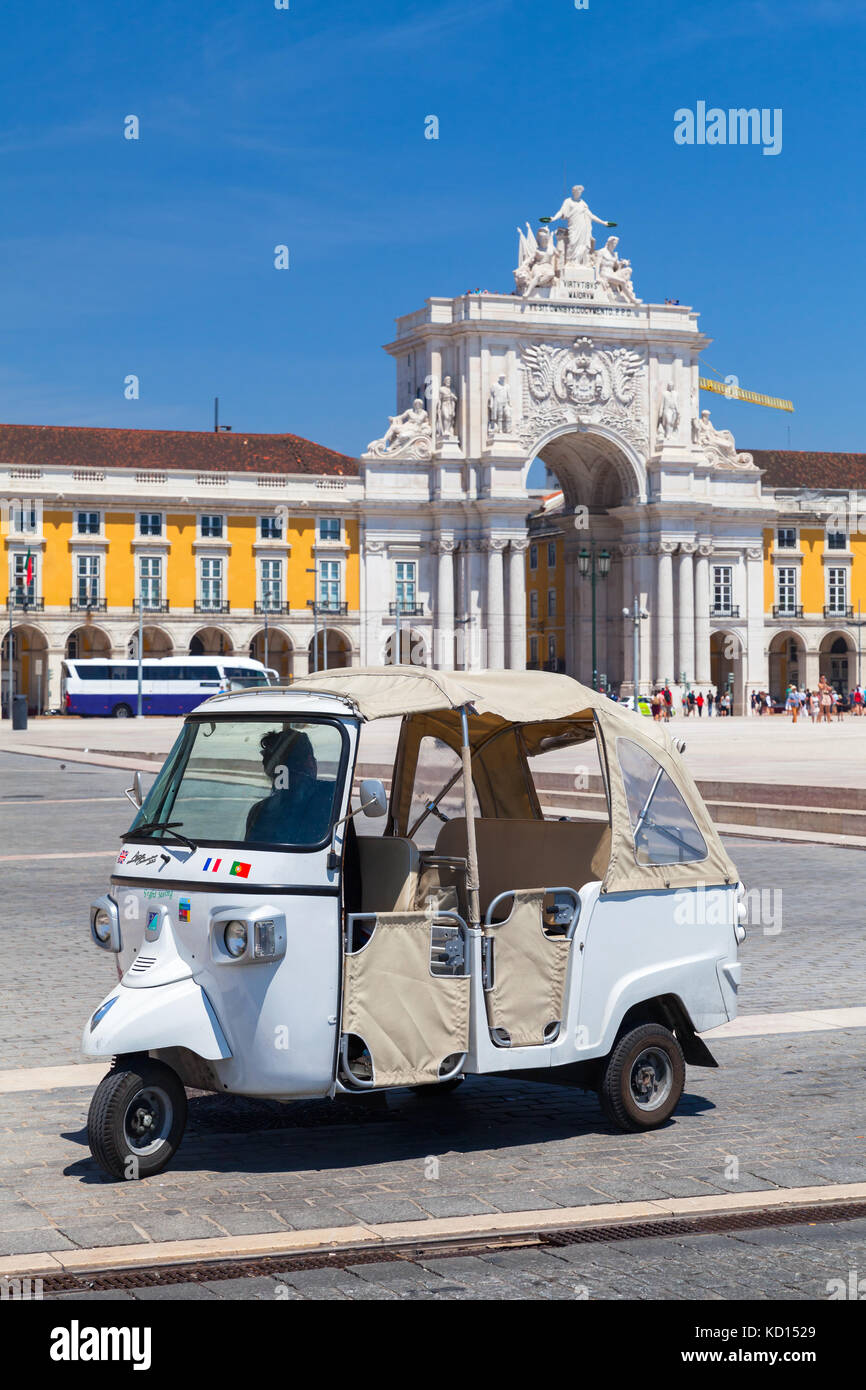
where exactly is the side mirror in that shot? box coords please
[124,770,143,809]
[359,778,388,818]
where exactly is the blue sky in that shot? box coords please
[0,0,863,460]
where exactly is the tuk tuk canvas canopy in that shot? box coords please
[295,668,738,895]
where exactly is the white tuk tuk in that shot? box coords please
[83,668,745,1179]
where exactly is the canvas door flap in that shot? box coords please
[484,889,572,1048]
[342,912,470,1088]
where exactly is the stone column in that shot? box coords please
[483,537,507,669]
[677,543,696,683]
[433,538,455,669]
[655,542,676,685]
[507,539,528,671]
[745,545,768,706]
[694,544,713,684]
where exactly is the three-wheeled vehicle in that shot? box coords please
[83,667,745,1179]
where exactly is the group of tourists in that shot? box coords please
[773,677,864,723]
[649,687,727,720]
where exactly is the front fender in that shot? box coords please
[82,978,232,1061]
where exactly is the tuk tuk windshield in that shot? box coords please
[129,716,347,848]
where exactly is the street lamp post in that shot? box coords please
[305,567,320,673]
[622,597,649,708]
[577,543,611,690]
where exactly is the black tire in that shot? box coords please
[599,1023,685,1132]
[87,1057,187,1180]
[113,703,133,719]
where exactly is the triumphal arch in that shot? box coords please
[359,183,772,702]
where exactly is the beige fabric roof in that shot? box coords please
[295,667,737,894]
[295,665,663,736]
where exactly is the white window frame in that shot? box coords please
[11,551,38,602]
[529,543,538,571]
[259,557,283,610]
[826,529,848,552]
[776,526,797,551]
[712,565,734,614]
[259,514,283,541]
[75,510,101,537]
[138,554,163,608]
[199,514,224,540]
[394,560,417,613]
[75,553,101,605]
[138,512,163,538]
[529,590,539,620]
[827,567,848,614]
[547,587,556,618]
[317,516,342,543]
[11,500,39,536]
[318,558,342,610]
[776,566,799,614]
[547,541,557,568]
[199,556,224,610]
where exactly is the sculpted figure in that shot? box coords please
[488,374,513,434]
[693,409,754,470]
[657,382,680,442]
[367,398,432,457]
[596,235,639,302]
[550,184,615,266]
[513,224,558,297]
[436,376,458,437]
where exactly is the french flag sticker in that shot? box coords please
[203,858,222,873]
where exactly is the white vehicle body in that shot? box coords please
[82,669,744,1176]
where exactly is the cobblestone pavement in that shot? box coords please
[45,1217,866,1301]
[1,754,865,1300]
[1,1029,864,1261]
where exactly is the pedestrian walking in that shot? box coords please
[707,689,715,717]
[696,691,704,717]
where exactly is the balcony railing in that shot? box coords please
[710,604,740,618]
[824,605,854,620]
[133,599,169,613]
[70,595,107,612]
[308,599,348,615]
[772,604,803,619]
[7,595,44,611]
[194,599,230,614]
[255,600,290,615]
[389,602,424,617]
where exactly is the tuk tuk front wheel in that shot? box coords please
[87,1058,187,1180]
[599,1023,685,1132]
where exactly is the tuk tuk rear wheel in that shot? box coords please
[87,1058,187,1180]
[599,1023,685,1132]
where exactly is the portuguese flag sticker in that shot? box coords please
[229,861,251,879]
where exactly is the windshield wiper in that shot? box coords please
[123,820,197,851]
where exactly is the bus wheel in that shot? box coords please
[599,1023,684,1131]
[87,1058,187,1180]
[113,703,133,718]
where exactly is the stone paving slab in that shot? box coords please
[1,1031,864,1263]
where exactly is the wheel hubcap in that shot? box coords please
[123,1086,173,1155]
[629,1047,673,1111]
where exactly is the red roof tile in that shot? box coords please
[751,450,866,488]
[0,423,358,476]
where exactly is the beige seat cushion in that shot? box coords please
[434,818,608,912]
[357,835,420,913]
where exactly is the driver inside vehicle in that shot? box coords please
[245,729,334,844]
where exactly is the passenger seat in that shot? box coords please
[356,836,421,914]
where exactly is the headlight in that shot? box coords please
[224,920,248,958]
[93,909,113,944]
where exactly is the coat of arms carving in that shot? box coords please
[518,337,647,453]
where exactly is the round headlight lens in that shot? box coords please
[224,920,248,958]
[93,909,113,943]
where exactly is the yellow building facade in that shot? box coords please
[1,425,363,711]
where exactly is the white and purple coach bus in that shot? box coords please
[61,656,276,717]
